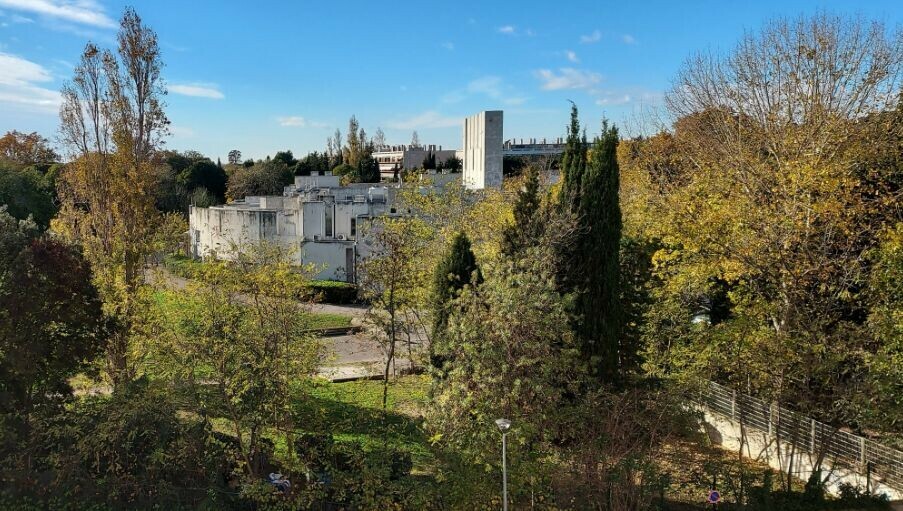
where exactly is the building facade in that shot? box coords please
[462,110,503,189]
[189,173,394,282]
[372,144,461,180]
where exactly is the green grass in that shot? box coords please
[304,312,352,330]
[162,254,359,303]
[151,289,353,331]
[294,376,434,470]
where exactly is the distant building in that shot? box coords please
[372,144,461,180]
[189,172,394,282]
[463,110,503,189]
[503,137,566,157]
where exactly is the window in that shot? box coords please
[325,205,333,238]
[350,218,356,238]
[260,211,277,238]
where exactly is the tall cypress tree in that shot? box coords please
[430,232,480,370]
[560,103,587,210]
[501,165,542,256]
[558,106,624,382]
[578,120,623,381]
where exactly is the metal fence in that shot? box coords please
[701,381,903,490]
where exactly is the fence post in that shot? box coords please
[731,390,736,421]
[860,437,866,468]
[810,419,816,453]
[768,402,773,438]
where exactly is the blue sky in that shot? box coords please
[1,0,901,161]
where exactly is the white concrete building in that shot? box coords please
[372,144,461,180]
[189,172,394,282]
[463,110,503,189]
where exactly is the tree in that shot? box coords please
[427,241,583,503]
[0,209,105,473]
[228,149,242,165]
[356,150,381,183]
[179,159,227,203]
[443,155,462,172]
[146,242,322,479]
[226,160,292,200]
[429,232,480,370]
[272,150,296,168]
[558,107,624,382]
[373,127,386,148]
[639,14,903,422]
[343,116,367,168]
[501,165,541,256]
[327,129,344,168]
[579,121,623,381]
[559,103,587,211]
[0,162,55,229]
[0,131,58,167]
[421,151,436,170]
[57,8,167,387]
[358,216,432,409]
[410,131,420,148]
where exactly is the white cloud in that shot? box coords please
[580,29,601,44]
[0,0,114,28]
[168,83,224,99]
[386,111,461,130]
[534,68,602,91]
[525,28,535,37]
[0,52,60,113]
[467,76,502,98]
[565,50,579,63]
[276,116,327,128]
[622,34,636,44]
[441,41,454,50]
[595,94,632,106]
[169,125,195,138]
[497,25,515,35]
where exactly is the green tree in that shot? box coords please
[57,8,167,387]
[501,164,541,256]
[179,158,227,203]
[559,103,587,211]
[226,160,292,200]
[429,232,480,370]
[0,162,55,229]
[272,149,297,168]
[0,209,105,474]
[579,121,623,381]
[356,149,381,183]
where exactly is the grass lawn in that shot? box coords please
[294,375,434,470]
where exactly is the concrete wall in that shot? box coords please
[463,110,503,189]
[701,408,903,500]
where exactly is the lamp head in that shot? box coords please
[495,418,511,432]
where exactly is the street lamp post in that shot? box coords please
[495,418,512,511]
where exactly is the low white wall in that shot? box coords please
[701,408,902,500]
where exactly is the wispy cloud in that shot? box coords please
[442,75,528,106]
[0,52,60,113]
[580,29,601,44]
[168,83,224,99]
[0,0,115,28]
[276,116,327,128]
[497,25,515,35]
[622,34,636,44]
[592,89,661,106]
[386,111,461,130]
[441,41,454,51]
[565,50,579,63]
[534,68,602,91]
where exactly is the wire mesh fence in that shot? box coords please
[700,381,903,491]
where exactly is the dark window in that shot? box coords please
[350,218,356,238]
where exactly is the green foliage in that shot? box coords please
[226,160,292,200]
[0,162,56,230]
[443,155,462,172]
[0,209,105,480]
[271,150,296,168]
[429,232,480,370]
[559,110,625,382]
[501,164,542,256]
[356,152,380,183]
[294,151,330,176]
[178,159,227,203]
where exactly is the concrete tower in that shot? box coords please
[462,110,503,189]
